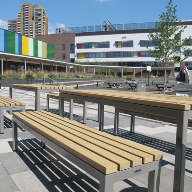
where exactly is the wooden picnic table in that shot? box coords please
[59,89,192,192]
[9,84,67,111]
[107,82,123,88]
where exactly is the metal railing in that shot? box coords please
[55,22,156,34]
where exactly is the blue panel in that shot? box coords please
[138,62,142,67]
[4,30,8,52]
[15,34,18,54]
[18,34,22,55]
[82,44,85,49]
[0,29,4,51]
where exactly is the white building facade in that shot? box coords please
[74,21,192,77]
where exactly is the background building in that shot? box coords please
[8,3,48,38]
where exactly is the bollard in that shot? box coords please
[77,84,79,89]
[97,82,98,87]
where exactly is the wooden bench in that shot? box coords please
[0,95,25,133]
[47,93,87,124]
[12,111,162,192]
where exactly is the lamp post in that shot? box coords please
[121,36,126,83]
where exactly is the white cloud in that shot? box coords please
[0,19,8,29]
[56,22,65,28]
[48,22,66,34]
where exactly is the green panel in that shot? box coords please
[33,39,38,57]
[92,43,95,48]
[49,44,55,58]
[8,31,15,53]
[133,63,137,67]
[47,43,51,59]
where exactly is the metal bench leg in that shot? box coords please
[130,115,135,133]
[83,101,87,124]
[99,104,104,132]
[99,176,113,192]
[148,160,161,192]
[59,96,64,117]
[0,108,4,134]
[12,121,18,151]
[69,99,73,120]
[41,141,46,148]
[114,108,119,136]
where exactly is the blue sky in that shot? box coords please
[0,0,192,34]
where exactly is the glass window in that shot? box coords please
[62,44,65,50]
[95,43,98,48]
[85,53,89,58]
[62,54,65,59]
[96,53,100,58]
[70,44,75,53]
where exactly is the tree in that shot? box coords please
[147,0,191,91]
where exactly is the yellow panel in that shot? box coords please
[42,42,47,58]
[79,53,85,58]
[118,42,121,47]
[22,36,29,55]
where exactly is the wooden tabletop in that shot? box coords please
[59,89,192,111]
[0,95,25,107]
[10,84,66,90]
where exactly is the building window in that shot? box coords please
[115,41,133,47]
[140,40,156,47]
[62,54,65,60]
[70,44,75,53]
[77,42,109,49]
[62,44,65,50]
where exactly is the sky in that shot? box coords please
[0,0,192,34]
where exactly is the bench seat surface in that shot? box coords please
[0,95,25,107]
[13,111,162,175]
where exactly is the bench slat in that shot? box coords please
[22,112,138,169]
[41,111,162,161]
[33,111,153,165]
[13,112,118,175]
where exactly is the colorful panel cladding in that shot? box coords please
[0,28,55,59]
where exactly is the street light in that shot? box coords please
[121,36,126,83]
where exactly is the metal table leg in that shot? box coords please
[99,104,104,132]
[9,87,12,98]
[114,108,119,136]
[83,101,87,124]
[130,115,135,133]
[173,110,189,192]
[69,99,73,120]
[59,96,64,117]
[35,89,40,111]
[0,108,4,133]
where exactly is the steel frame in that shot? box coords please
[12,116,161,192]
[59,92,192,192]
[9,86,64,111]
[47,94,87,124]
[0,105,25,133]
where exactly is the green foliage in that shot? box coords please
[25,71,34,78]
[147,0,191,91]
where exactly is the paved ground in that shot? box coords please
[1,85,192,192]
